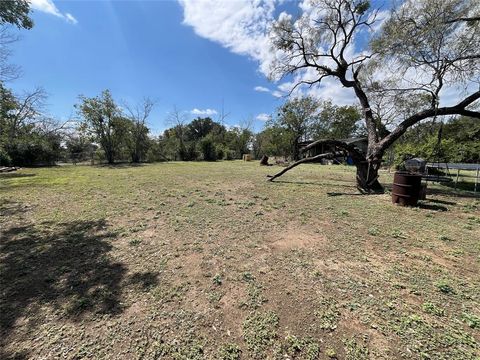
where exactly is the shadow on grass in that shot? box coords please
[0,173,36,179]
[94,162,147,169]
[0,216,159,359]
[270,179,359,188]
[418,202,448,211]
[326,191,382,197]
[0,200,30,217]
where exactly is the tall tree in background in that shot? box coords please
[312,101,361,140]
[268,0,480,192]
[77,90,126,164]
[124,98,154,163]
[276,96,320,160]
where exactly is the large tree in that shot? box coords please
[123,98,154,163]
[275,96,320,160]
[268,0,480,192]
[77,90,127,164]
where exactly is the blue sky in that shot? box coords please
[9,0,296,134]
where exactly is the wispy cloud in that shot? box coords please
[254,86,270,92]
[30,0,78,24]
[191,108,218,116]
[256,113,271,121]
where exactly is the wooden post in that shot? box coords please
[455,169,460,190]
[475,166,479,194]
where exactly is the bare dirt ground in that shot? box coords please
[1,162,479,359]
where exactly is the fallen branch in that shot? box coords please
[267,152,343,181]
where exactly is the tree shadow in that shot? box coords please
[0,217,159,358]
[270,179,359,188]
[0,200,30,217]
[326,192,378,197]
[417,202,448,211]
[0,173,36,179]
[94,162,147,169]
[427,198,457,206]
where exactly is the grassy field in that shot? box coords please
[1,161,479,359]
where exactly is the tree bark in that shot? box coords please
[354,159,384,193]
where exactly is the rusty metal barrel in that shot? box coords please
[392,171,422,206]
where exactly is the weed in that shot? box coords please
[422,302,445,316]
[243,311,279,358]
[129,238,142,246]
[344,338,369,360]
[462,313,480,329]
[218,343,241,360]
[435,280,455,294]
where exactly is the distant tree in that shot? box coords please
[198,134,217,161]
[77,90,126,164]
[123,98,154,163]
[254,125,292,159]
[268,0,480,192]
[275,96,320,160]
[312,101,362,140]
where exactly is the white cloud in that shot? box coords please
[29,0,78,24]
[191,108,218,116]
[178,0,276,76]
[256,113,271,121]
[254,86,270,92]
[271,90,284,98]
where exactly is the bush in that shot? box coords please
[199,136,217,161]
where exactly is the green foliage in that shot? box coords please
[218,344,242,360]
[393,117,480,167]
[198,135,217,161]
[243,311,279,358]
[0,0,33,29]
[256,100,362,159]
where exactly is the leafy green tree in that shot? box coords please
[275,96,320,160]
[312,101,361,140]
[123,98,154,163]
[77,90,126,164]
[198,134,217,161]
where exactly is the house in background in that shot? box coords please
[299,137,368,164]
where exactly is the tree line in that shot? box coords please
[1,0,479,177]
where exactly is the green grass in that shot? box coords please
[1,161,479,359]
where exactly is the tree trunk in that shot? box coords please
[293,135,301,161]
[354,158,384,193]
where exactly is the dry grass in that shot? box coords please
[1,161,479,359]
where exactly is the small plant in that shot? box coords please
[368,227,380,236]
[462,313,480,329]
[242,272,255,282]
[243,311,279,358]
[281,335,320,360]
[344,338,369,360]
[391,229,406,239]
[435,280,454,294]
[129,238,142,246]
[212,274,223,286]
[325,348,337,358]
[422,302,445,316]
[439,234,453,242]
[218,343,241,360]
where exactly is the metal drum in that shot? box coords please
[392,171,422,206]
